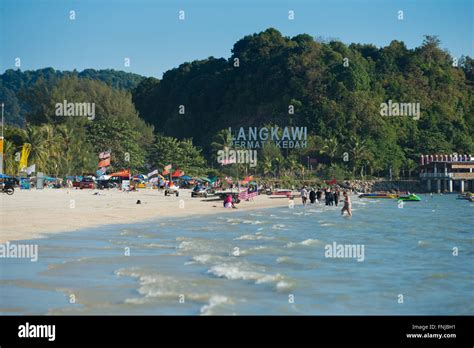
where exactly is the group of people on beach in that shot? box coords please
[300,186,352,216]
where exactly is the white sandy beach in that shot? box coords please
[0,189,291,243]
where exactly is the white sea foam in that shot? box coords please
[301,239,321,246]
[276,256,292,264]
[191,254,228,264]
[286,239,320,248]
[276,281,294,292]
[240,246,270,255]
[143,243,174,249]
[124,297,149,305]
[208,263,282,285]
[272,224,286,230]
[234,234,274,241]
[200,295,229,315]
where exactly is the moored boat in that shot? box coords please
[397,193,421,202]
[457,192,474,200]
[358,193,397,199]
[268,189,294,198]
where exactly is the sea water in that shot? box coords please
[1,195,472,315]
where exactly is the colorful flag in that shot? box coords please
[98,158,111,168]
[99,151,111,159]
[0,137,4,175]
[147,169,159,178]
[26,164,36,175]
[163,164,172,175]
[172,169,184,178]
[19,143,31,172]
[238,190,258,201]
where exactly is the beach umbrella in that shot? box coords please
[181,175,192,180]
[199,177,211,183]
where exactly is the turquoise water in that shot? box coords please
[1,194,473,315]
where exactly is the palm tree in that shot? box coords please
[321,136,340,163]
[405,158,417,180]
[262,158,273,177]
[284,157,299,177]
[41,124,63,175]
[2,139,18,175]
[22,125,48,173]
[211,129,233,152]
[349,136,372,178]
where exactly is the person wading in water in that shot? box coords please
[341,191,352,217]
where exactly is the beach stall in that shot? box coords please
[132,174,148,188]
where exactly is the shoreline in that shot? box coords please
[0,189,292,243]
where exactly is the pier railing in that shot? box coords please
[420,172,474,179]
[419,173,453,179]
[453,172,474,179]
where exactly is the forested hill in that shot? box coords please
[1,28,473,179]
[132,28,474,160]
[0,68,144,126]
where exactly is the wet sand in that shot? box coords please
[0,188,291,243]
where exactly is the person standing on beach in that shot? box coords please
[341,191,352,216]
[300,186,308,206]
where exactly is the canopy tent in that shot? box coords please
[171,169,184,178]
[207,176,218,183]
[198,177,211,183]
[132,174,148,181]
[109,169,130,178]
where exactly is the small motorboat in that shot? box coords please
[358,193,397,199]
[397,193,421,202]
[457,192,474,200]
[268,189,294,198]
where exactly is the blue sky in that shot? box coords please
[1,0,472,78]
